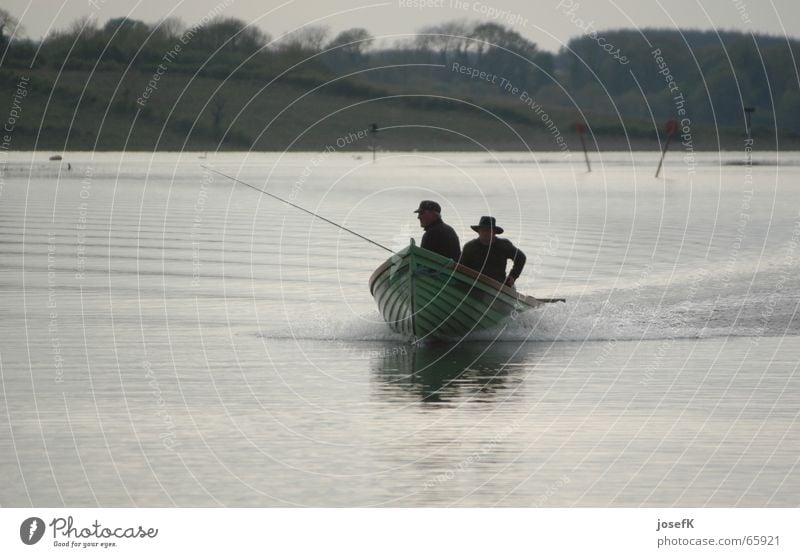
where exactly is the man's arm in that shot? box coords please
[507,242,526,281]
[448,227,461,261]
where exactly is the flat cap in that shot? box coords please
[413,200,441,213]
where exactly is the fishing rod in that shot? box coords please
[202,165,394,254]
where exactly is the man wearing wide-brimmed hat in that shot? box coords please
[460,216,526,287]
[414,200,461,261]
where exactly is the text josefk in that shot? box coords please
[50,516,158,539]
[656,518,694,532]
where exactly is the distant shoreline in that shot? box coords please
[2,149,796,161]
[5,146,797,154]
[6,132,797,153]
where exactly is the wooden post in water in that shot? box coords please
[744,107,755,166]
[369,123,379,163]
[574,122,591,172]
[655,119,678,178]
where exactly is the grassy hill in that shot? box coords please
[1,18,798,152]
[3,66,788,153]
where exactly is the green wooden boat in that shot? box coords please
[369,239,563,341]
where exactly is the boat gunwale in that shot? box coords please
[369,243,542,308]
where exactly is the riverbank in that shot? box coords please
[2,68,797,153]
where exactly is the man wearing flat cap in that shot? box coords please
[460,216,526,287]
[414,200,461,261]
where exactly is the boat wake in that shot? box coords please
[256,263,799,343]
[478,264,800,342]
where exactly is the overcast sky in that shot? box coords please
[4,0,800,52]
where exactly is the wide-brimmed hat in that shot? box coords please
[413,200,441,213]
[470,216,504,234]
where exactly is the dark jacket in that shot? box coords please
[460,237,526,283]
[421,218,461,261]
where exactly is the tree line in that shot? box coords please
[1,10,798,137]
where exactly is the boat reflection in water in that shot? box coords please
[372,341,533,404]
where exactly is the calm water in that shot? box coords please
[1,151,798,507]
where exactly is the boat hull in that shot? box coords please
[369,240,545,341]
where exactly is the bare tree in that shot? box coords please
[326,28,372,58]
[276,25,330,52]
[0,8,23,45]
[472,23,538,61]
[471,23,505,59]
[416,20,474,62]
[198,17,270,52]
[103,17,149,35]
[66,16,99,39]
[211,96,226,138]
[155,16,185,42]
